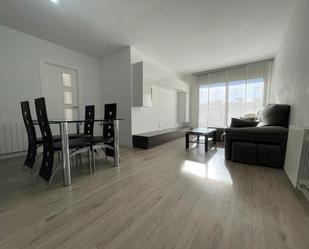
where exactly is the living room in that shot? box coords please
[0,0,308,248]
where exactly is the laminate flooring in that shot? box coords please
[0,139,308,249]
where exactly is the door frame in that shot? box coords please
[39,57,82,119]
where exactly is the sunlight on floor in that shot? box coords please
[181,159,233,185]
[181,160,207,177]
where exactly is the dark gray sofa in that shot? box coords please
[224,104,290,168]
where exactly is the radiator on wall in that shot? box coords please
[0,122,28,155]
[298,140,309,196]
[284,125,309,194]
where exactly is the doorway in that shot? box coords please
[40,62,79,121]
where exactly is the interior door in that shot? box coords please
[41,63,79,133]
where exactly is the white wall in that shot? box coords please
[0,24,102,123]
[0,25,190,147]
[271,0,309,127]
[186,75,199,128]
[132,85,181,134]
[100,47,132,146]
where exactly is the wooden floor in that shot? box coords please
[0,139,309,249]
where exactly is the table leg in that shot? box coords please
[76,122,80,134]
[186,132,189,149]
[113,120,120,167]
[213,130,216,144]
[205,135,208,152]
[60,122,71,187]
[197,135,200,144]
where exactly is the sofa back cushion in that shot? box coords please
[258,104,290,127]
[230,118,259,128]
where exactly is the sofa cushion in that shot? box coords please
[230,118,259,128]
[232,142,256,164]
[256,144,282,168]
[258,104,290,127]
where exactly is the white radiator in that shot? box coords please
[0,121,99,157]
[298,139,309,198]
[284,125,309,196]
[0,122,28,155]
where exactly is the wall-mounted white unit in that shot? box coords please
[132,62,153,107]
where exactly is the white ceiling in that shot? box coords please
[0,0,296,75]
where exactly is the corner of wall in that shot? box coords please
[99,47,133,146]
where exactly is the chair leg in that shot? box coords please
[92,147,96,173]
[48,162,61,188]
[77,152,82,168]
[31,152,43,175]
[75,155,78,168]
[59,152,62,162]
[101,147,107,160]
[88,147,92,174]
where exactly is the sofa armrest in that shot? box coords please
[225,126,288,137]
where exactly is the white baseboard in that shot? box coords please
[120,141,133,148]
[0,151,27,160]
[300,189,309,202]
[298,185,309,202]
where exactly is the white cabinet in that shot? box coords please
[132,62,152,107]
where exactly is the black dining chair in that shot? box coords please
[34,97,92,185]
[21,101,63,172]
[21,101,41,170]
[84,105,95,136]
[103,103,117,157]
[70,105,95,139]
[69,105,95,168]
[90,103,117,171]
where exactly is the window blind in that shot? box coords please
[197,60,273,128]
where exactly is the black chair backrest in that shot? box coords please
[21,101,37,168]
[103,103,117,140]
[84,105,95,136]
[103,103,117,157]
[104,103,117,120]
[35,97,54,182]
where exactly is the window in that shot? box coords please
[64,108,73,120]
[227,68,246,123]
[208,83,226,127]
[199,71,227,127]
[62,73,72,87]
[63,91,73,105]
[199,83,226,127]
[199,85,209,128]
[198,60,272,128]
[245,77,264,114]
[227,80,246,122]
[62,72,77,121]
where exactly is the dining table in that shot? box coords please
[34,118,122,187]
